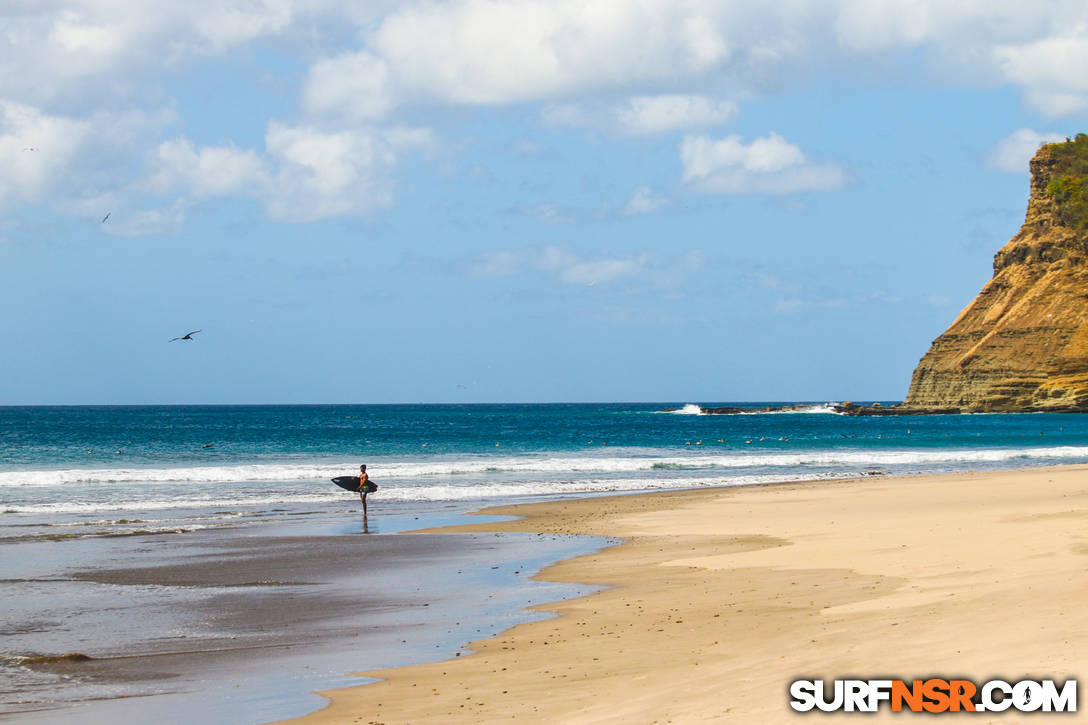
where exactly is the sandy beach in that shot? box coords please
[286,465,1088,723]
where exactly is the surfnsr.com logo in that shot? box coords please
[789,678,1077,713]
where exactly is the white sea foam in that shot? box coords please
[660,402,841,415]
[2,445,1087,489]
[0,463,355,487]
[0,472,860,513]
[665,404,704,415]
[5,443,1088,515]
[1,495,342,514]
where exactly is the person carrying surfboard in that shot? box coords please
[358,464,371,514]
[329,468,379,510]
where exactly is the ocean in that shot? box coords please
[3,402,1088,722]
[3,402,1088,537]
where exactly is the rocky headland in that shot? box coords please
[677,136,1088,417]
[896,134,1088,413]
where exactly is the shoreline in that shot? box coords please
[283,464,1088,723]
[0,511,606,724]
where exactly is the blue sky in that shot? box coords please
[2,1,1086,404]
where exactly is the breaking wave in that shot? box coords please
[660,403,841,415]
[3,445,1088,488]
[664,404,704,415]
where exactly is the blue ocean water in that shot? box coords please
[3,402,1088,538]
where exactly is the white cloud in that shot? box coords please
[559,256,650,285]
[383,126,438,153]
[680,132,845,194]
[994,34,1088,117]
[188,1,295,51]
[303,50,395,121]
[1020,91,1088,118]
[371,0,737,105]
[0,2,316,106]
[5,2,1088,117]
[264,123,398,222]
[101,200,190,237]
[512,194,669,223]
[362,1,1088,119]
[615,95,738,135]
[149,138,268,197]
[469,245,700,287]
[543,94,737,136]
[50,13,126,59]
[0,92,415,229]
[0,102,177,224]
[5,1,1088,230]
[986,128,1067,173]
[0,102,91,205]
[535,245,578,271]
[141,123,408,224]
[623,186,669,215]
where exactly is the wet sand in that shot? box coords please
[2,520,603,724]
[286,465,1088,723]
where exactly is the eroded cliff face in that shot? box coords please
[903,136,1088,412]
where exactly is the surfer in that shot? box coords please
[330,469,378,510]
[358,464,371,515]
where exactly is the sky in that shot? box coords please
[2,1,1087,405]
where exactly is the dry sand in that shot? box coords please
[283,466,1088,723]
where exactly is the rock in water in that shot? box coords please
[904,134,1088,412]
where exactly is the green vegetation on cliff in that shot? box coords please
[1044,133,1088,230]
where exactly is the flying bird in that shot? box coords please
[170,330,201,341]
[101,212,110,223]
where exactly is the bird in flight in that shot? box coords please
[170,330,201,341]
[101,212,110,223]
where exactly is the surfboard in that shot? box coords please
[332,476,377,493]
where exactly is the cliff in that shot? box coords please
[902,134,1088,412]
